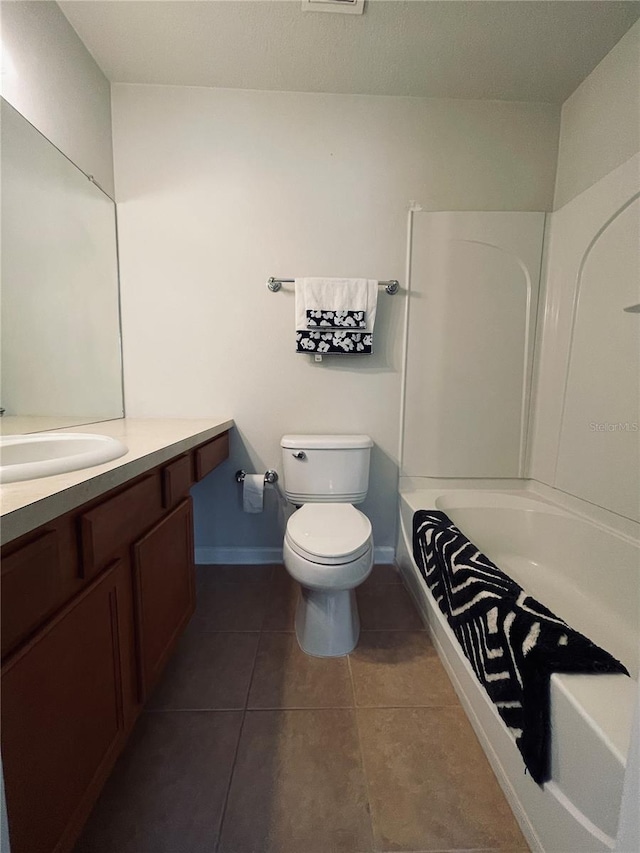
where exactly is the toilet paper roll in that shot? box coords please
[243,474,264,513]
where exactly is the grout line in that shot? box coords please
[376,847,530,853]
[237,701,461,712]
[187,628,267,634]
[356,628,433,634]
[213,613,263,853]
[244,704,356,711]
[347,653,377,852]
[144,707,245,714]
[187,628,289,634]
[357,627,428,632]
[228,703,460,712]
[196,579,274,586]
[259,628,296,633]
[348,702,461,710]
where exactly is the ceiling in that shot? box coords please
[59,0,640,103]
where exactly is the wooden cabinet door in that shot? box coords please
[1,562,127,853]
[132,499,196,701]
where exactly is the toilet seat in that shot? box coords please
[285,503,372,564]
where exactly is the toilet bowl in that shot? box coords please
[283,503,373,656]
[280,433,375,658]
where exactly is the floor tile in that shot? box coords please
[361,564,403,588]
[147,631,259,710]
[261,567,300,631]
[349,632,459,708]
[248,632,354,709]
[357,582,424,631]
[196,564,275,584]
[218,709,374,853]
[357,707,527,852]
[188,580,271,632]
[74,711,243,853]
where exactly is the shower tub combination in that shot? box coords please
[396,479,639,853]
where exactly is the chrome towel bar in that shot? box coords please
[267,277,399,294]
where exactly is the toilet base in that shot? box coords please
[295,586,360,657]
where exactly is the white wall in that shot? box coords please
[554,19,640,210]
[0,0,114,196]
[112,84,559,558]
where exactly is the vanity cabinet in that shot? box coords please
[0,430,229,853]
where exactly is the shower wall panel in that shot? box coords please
[403,211,545,477]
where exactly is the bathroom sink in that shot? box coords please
[0,432,128,483]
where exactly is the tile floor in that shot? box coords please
[75,565,529,853]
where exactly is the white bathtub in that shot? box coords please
[396,478,639,853]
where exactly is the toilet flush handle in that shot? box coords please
[292,451,306,460]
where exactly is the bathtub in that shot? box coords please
[396,478,639,853]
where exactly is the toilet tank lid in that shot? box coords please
[281,434,373,450]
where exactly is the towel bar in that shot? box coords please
[267,277,399,295]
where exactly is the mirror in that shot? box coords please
[0,98,124,435]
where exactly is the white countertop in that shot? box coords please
[0,417,234,545]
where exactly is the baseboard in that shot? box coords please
[195,547,283,565]
[195,545,396,565]
[374,546,396,564]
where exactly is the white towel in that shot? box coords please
[294,278,378,331]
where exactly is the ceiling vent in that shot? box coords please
[301,0,365,15]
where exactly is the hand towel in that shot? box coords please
[294,278,378,332]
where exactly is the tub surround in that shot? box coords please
[0,417,233,545]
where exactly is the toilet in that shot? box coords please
[281,434,374,657]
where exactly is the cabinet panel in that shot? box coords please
[194,432,229,481]
[2,562,126,853]
[132,499,195,700]
[80,474,162,578]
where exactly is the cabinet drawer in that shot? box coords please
[1,530,62,658]
[194,432,229,482]
[162,454,193,509]
[80,475,162,578]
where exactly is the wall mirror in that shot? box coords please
[0,98,124,435]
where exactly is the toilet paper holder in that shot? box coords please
[235,469,279,485]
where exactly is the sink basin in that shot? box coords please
[0,432,128,483]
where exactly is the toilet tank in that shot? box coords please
[281,434,373,504]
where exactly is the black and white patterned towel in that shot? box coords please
[412,510,629,784]
[296,330,372,354]
[306,309,367,329]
